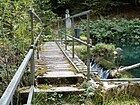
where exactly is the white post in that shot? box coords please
[65,9,71,29]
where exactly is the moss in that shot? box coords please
[37,61,46,65]
[18,86,30,91]
[93,43,115,63]
[43,35,53,42]
[63,56,77,74]
[41,47,47,51]
[74,45,88,62]
[70,64,77,74]
[116,71,134,79]
[96,57,116,69]
[35,67,47,76]
[37,84,49,89]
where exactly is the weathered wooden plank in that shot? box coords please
[38,42,71,72]
[20,87,85,93]
[34,42,85,93]
[37,71,84,78]
[35,87,85,92]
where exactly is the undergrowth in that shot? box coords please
[32,81,140,105]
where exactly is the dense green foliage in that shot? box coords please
[34,0,58,35]
[92,43,116,69]
[0,0,56,77]
[0,0,140,104]
[0,0,58,101]
[74,45,89,63]
[31,81,140,105]
[84,0,139,15]
[47,0,140,16]
[74,43,116,69]
[32,92,83,105]
[78,18,140,44]
[0,0,34,79]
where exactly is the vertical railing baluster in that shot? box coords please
[60,21,62,44]
[37,41,39,59]
[72,18,75,58]
[65,20,67,50]
[86,13,90,80]
[30,10,35,85]
[10,97,13,105]
[57,21,60,43]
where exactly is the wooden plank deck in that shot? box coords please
[37,42,71,72]
[56,41,87,73]
[34,42,85,92]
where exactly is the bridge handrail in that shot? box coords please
[61,10,92,20]
[100,78,140,82]
[0,10,42,105]
[30,10,42,22]
[60,31,92,47]
[0,49,33,105]
[34,29,42,46]
[57,10,91,80]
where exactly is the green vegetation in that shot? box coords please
[104,94,139,105]
[78,18,140,44]
[74,43,116,69]
[0,0,33,76]
[37,85,49,89]
[18,86,30,92]
[35,67,48,77]
[31,81,140,105]
[0,0,56,98]
[0,0,140,104]
[32,92,82,105]
[77,17,140,72]
[43,0,140,16]
[92,43,116,69]
[0,0,36,98]
[74,45,89,63]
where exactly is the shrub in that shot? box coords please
[92,43,116,69]
[78,18,140,44]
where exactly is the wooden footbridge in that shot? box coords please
[1,9,140,105]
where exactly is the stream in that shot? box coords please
[117,42,140,77]
[90,41,140,78]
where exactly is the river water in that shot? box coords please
[117,42,140,77]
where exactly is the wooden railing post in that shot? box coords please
[72,18,75,58]
[29,10,35,85]
[86,13,90,80]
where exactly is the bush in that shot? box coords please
[74,45,88,63]
[78,18,140,44]
[92,43,116,69]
